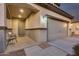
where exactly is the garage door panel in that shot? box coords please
[48,18,68,41]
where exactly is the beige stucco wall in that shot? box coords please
[25,4,72,29]
[25,11,47,42]
[25,13,40,29]
[7,19,19,36]
[12,19,19,36]
[30,4,71,25]
[7,19,12,29]
[25,4,71,28]
[25,4,72,42]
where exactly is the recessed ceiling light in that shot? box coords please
[18,15,22,18]
[20,9,24,13]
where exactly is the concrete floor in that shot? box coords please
[5,36,36,53]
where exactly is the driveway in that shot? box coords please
[24,45,67,56]
[24,37,79,56]
[48,37,79,55]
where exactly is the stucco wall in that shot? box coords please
[30,4,71,23]
[7,19,19,37]
[6,19,12,29]
[25,10,47,42]
[7,19,26,37]
[12,19,19,36]
[25,13,40,29]
[25,4,72,42]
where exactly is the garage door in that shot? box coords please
[48,18,68,41]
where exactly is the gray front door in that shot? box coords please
[18,20,25,37]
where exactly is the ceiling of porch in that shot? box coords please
[6,3,38,20]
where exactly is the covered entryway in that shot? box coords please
[5,3,39,52]
[47,17,68,41]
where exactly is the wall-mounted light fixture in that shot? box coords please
[69,23,73,31]
[69,23,73,28]
[40,15,47,27]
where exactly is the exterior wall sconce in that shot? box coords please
[69,23,73,28]
[40,15,47,28]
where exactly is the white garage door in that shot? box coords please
[48,18,68,41]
